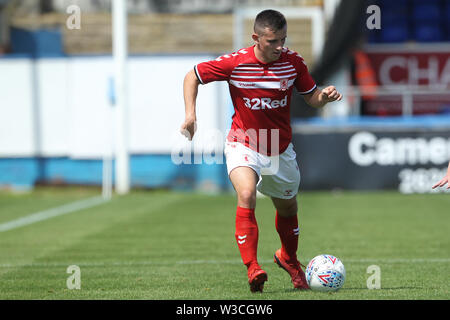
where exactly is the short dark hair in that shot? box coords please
[254,9,287,35]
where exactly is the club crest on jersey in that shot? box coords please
[279,79,288,91]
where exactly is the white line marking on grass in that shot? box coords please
[0,196,108,233]
[0,258,449,269]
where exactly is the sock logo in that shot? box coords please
[237,234,247,244]
[293,227,299,236]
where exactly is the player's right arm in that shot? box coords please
[180,54,236,140]
[180,69,200,141]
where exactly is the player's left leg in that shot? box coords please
[256,143,308,289]
[256,143,301,263]
[272,196,299,262]
[272,196,309,290]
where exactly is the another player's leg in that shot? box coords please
[272,196,309,290]
[229,166,267,292]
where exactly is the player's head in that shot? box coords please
[254,9,287,35]
[252,10,287,63]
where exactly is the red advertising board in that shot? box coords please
[362,45,450,116]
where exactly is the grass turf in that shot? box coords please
[0,187,449,300]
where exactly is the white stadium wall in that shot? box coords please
[0,55,232,191]
[0,59,35,156]
[0,55,229,158]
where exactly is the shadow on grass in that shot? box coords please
[340,287,420,290]
[262,286,421,294]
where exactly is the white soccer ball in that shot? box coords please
[305,254,346,292]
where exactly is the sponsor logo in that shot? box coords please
[243,96,288,110]
[348,131,450,166]
[239,82,256,87]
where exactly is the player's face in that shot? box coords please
[254,26,287,63]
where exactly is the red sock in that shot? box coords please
[275,211,299,262]
[235,206,259,271]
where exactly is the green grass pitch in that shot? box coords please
[0,187,449,300]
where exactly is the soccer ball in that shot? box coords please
[305,254,346,292]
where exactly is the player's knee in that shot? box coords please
[238,189,256,208]
[277,198,298,217]
[287,201,298,216]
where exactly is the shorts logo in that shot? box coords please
[244,154,249,162]
[284,189,293,196]
[280,79,288,91]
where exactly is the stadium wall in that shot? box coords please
[1,55,449,193]
[0,54,232,191]
[292,116,450,194]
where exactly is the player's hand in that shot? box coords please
[432,176,449,189]
[432,162,450,189]
[180,116,197,141]
[320,86,342,103]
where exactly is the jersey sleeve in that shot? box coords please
[194,55,235,84]
[292,54,317,94]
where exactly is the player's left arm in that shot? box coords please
[432,161,450,189]
[291,52,342,108]
[302,86,343,108]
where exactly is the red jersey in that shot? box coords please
[194,45,316,155]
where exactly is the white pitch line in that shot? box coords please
[0,196,109,233]
[0,258,449,269]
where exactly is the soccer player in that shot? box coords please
[180,9,342,292]
[432,161,450,189]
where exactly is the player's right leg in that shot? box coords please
[229,166,267,292]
